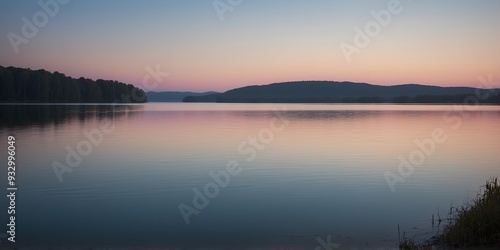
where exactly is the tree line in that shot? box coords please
[0,65,147,103]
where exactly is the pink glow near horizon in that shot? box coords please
[0,1,499,92]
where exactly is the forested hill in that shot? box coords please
[0,66,147,103]
[184,81,500,104]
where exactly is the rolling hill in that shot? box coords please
[183,81,500,104]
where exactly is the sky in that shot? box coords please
[0,0,499,92]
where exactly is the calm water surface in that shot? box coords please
[0,103,499,249]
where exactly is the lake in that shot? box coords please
[0,103,499,249]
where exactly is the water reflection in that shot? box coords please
[0,104,499,248]
[0,104,144,128]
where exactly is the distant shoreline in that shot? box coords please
[182,81,500,104]
[2,102,500,105]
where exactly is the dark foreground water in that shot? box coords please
[0,103,499,249]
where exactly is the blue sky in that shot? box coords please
[1,0,499,91]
